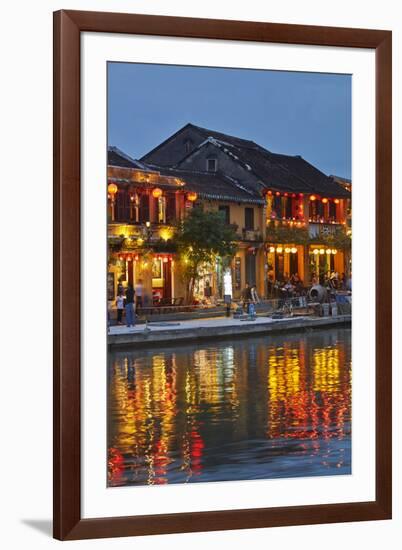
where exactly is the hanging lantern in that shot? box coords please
[291,247,297,254]
[332,249,338,255]
[187,191,198,202]
[334,198,340,204]
[285,247,291,253]
[309,194,317,201]
[163,257,168,263]
[313,249,319,255]
[326,249,332,255]
[267,190,273,196]
[152,187,163,199]
[319,249,325,255]
[276,246,283,253]
[284,192,288,197]
[275,191,281,196]
[134,255,139,261]
[119,255,124,261]
[322,198,328,204]
[108,183,118,195]
[269,246,275,253]
[291,193,296,198]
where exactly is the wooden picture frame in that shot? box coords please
[53,10,392,540]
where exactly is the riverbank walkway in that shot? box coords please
[108,313,351,348]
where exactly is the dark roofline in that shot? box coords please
[140,122,261,162]
[189,123,260,149]
[139,123,195,161]
[330,174,352,183]
[108,145,148,169]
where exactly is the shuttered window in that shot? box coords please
[245,207,254,230]
[139,194,150,223]
[115,190,130,221]
[166,194,176,223]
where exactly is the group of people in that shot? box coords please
[267,273,305,299]
[114,279,144,328]
[311,271,351,291]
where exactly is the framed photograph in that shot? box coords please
[53,10,392,540]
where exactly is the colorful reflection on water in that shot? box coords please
[108,328,351,486]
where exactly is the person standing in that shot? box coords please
[135,279,143,311]
[125,283,136,328]
[115,291,125,325]
[251,284,260,304]
[117,280,124,296]
[241,282,252,312]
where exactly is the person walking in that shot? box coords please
[115,291,125,325]
[125,283,136,328]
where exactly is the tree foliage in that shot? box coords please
[176,207,238,301]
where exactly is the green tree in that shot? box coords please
[176,207,238,303]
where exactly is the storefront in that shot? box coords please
[108,251,183,307]
[308,246,344,281]
[265,244,305,284]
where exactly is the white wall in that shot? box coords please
[0,1,400,548]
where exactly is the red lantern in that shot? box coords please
[322,197,328,204]
[152,187,163,199]
[334,198,340,204]
[275,191,281,197]
[309,195,317,201]
[267,190,273,196]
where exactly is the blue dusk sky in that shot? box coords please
[108,62,351,179]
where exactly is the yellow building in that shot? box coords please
[107,148,266,309]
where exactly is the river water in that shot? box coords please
[108,328,351,486]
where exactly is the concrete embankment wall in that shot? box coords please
[108,315,351,349]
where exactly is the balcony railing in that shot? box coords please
[308,222,344,239]
[240,228,263,242]
[108,222,176,244]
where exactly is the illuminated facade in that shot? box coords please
[265,189,350,285]
[108,124,351,308]
[107,147,266,306]
[141,123,351,288]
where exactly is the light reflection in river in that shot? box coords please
[107,328,351,486]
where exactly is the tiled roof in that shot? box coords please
[188,123,259,150]
[108,146,147,169]
[177,126,350,198]
[145,165,265,205]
